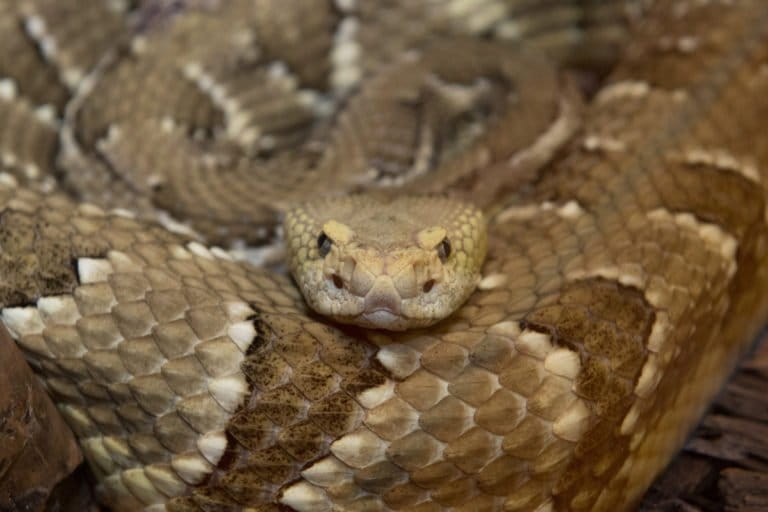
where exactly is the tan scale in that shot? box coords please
[1,1,768,512]
[53,0,591,245]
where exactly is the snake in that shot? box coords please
[1,0,767,510]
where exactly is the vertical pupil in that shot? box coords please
[318,232,332,257]
[437,237,451,262]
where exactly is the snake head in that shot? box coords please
[284,196,487,330]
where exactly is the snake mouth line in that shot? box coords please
[362,308,404,320]
[358,308,407,328]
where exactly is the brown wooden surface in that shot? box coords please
[0,325,82,512]
[640,332,768,512]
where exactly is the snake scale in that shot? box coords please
[1,0,768,510]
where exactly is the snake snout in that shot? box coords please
[363,275,403,315]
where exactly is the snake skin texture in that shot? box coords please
[2,0,768,511]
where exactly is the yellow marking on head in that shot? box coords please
[416,226,447,250]
[322,220,355,244]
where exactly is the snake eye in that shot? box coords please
[437,237,451,263]
[317,231,332,257]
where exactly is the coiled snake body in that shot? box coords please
[1,1,768,511]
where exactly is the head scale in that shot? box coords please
[283,195,487,330]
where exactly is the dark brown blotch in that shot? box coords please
[307,391,361,436]
[250,384,307,427]
[276,420,326,461]
[526,278,654,413]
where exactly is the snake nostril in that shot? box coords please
[332,274,344,289]
[423,279,435,293]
